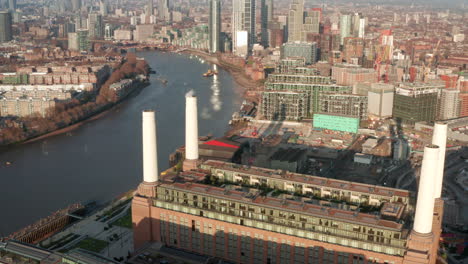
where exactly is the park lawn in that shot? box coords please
[75,237,109,253]
[113,210,132,228]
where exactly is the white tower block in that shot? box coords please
[413,145,439,234]
[142,110,158,183]
[432,122,448,199]
[185,95,199,161]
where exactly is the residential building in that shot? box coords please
[232,0,255,56]
[340,14,352,45]
[68,32,79,51]
[147,0,154,16]
[0,11,12,43]
[261,64,352,120]
[332,64,377,86]
[260,0,273,47]
[438,89,460,120]
[318,93,368,120]
[88,13,104,39]
[209,0,221,53]
[8,0,16,11]
[287,0,304,42]
[281,42,318,65]
[367,83,394,119]
[393,83,441,124]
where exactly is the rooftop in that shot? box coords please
[201,160,410,199]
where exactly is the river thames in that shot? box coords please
[0,51,242,235]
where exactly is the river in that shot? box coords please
[0,51,243,235]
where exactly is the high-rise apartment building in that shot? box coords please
[71,0,81,12]
[367,83,394,119]
[319,93,368,120]
[208,0,221,53]
[287,0,304,42]
[332,64,377,86]
[76,29,90,51]
[438,89,460,120]
[88,13,104,39]
[157,0,170,22]
[261,63,352,120]
[232,0,256,56]
[303,9,321,36]
[260,0,273,47]
[340,14,352,45]
[8,0,16,11]
[281,42,318,65]
[0,11,12,43]
[393,83,441,124]
[100,0,108,16]
[147,0,154,16]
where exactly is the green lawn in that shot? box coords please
[113,210,132,228]
[75,237,109,253]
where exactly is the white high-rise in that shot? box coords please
[232,0,256,56]
[209,0,221,53]
[340,14,352,45]
[287,0,304,43]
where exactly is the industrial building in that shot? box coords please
[393,83,442,124]
[132,97,448,264]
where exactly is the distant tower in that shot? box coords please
[8,0,16,11]
[71,0,81,12]
[88,13,104,39]
[0,11,12,43]
[147,0,154,16]
[100,0,108,16]
[340,14,352,45]
[209,0,221,53]
[261,0,273,47]
[287,0,304,43]
[157,0,170,21]
[232,0,256,54]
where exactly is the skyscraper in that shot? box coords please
[157,0,170,21]
[8,0,16,11]
[147,0,154,16]
[340,14,352,45]
[100,0,108,16]
[287,0,304,42]
[208,0,221,53]
[71,0,81,12]
[261,0,273,47]
[88,13,104,39]
[0,11,12,43]
[232,0,256,56]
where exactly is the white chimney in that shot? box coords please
[142,110,158,183]
[413,145,439,234]
[432,122,447,199]
[185,95,199,161]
